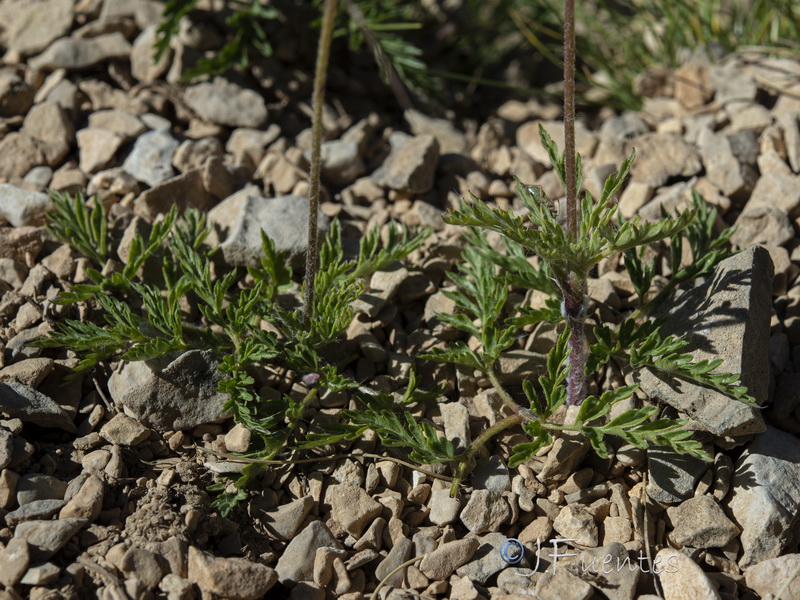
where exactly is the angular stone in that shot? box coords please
[100,413,150,446]
[375,536,412,587]
[459,489,510,535]
[572,543,641,600]
[0,382,76,432]
[647,448,709,505]
[208,187,330,270]
[0,134,47,181]
[131,26,171,84]
[518,120,597,164]
[253,494,314,541]
[21,101,74,166]
[122,130,179,187]
[698,129,754,198]
[275,520,343,584]
[629,133,702,187]
[30,33,132,71]
[188,546,277,599]
[21,561,60,586]
[76,128,123,174]
[0,227,42,263]
[405,109,467,154]
[741,172,800,219]
[59,474,104,522]
[470,455,510,492]
[0,537,30,587]
[727,426,800,567]
[184,78,267,128]
[0,74,34,117]
[633,247,772,436]
[536,565,593,600]
[745,554,800,600]
[553,505,599,547]
[328,484,383,538]
[16,473,68,506]
[372,133,439,193]
[655,548,721,600]
[731,207,794,249]
[5,498,65,526]
[674,64,713,109]
[133,169,217,220]
[14,518,87,561]
[0,357,54,388]
[666,495,739,548]
[419,538,479,580]
[5,0,74,56]
[319,140,365,187]
[709,62,757,105]
[440,402,470,454]
[428,488,461,526]
[456,532,521,585]
[107,350,230,432]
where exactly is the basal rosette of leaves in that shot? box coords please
[421,124,756,495]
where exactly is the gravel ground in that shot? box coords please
[1,2,800,600]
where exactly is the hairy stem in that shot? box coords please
[561,0,586,407]
[304,0,338,326]
[450,413,524,496]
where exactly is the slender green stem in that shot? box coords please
[486,368,528,415]
[266,384,321,460]
[450,413,524,496]
[304,0,338,326]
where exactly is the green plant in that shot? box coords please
[34,193,432,512]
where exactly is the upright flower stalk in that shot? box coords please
[304,0,339,326]
[561,0,587,406]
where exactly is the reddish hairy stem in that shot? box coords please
[303,0,338,326]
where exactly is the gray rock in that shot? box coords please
[252,494,314,541]
[0,74,34,117]
[89,109,148,142]
[633,246,772,436]
[0,429,10,469]
[328,484,383,537]
[0,133,46,180]
[0,537,30,587]
[131,26,171,84]
[731,207,795,249]
[698,129,755,198]
[471,455,510,491]
[647,448,708,504]
[538,432,590,483]
[405,109,467,154]
[4,0,74,56]
[372,133,440,193]
[107,350,231,432]
[375,536,413,587]
[459,489,510,534]
[319,140,365,187]
[59,474,104,521]
[122,130,179,187]
[5,498,66,526]
[76,128,124,174]
[517,120,597,164]
[0,184,50,227]
[571,543,640,600]
[14,518,87,561]
[727,426,800,567]
[440,402,470,453]
[709,63,757,105]
[100,413,151,446]
[275,520,343,584]
[133,169,217,220]
[456,532,524,585]
[188,546,277,599]
[21,101,74,167]
[0,382,76,433]
[629,133,702,187]
[655,548,721,600]
[184,78,267,128]
[428,488,461,526]
[29,33,132,71]
[21,561,61,585]
[598,112,649,140]
[419,537,479,580]
[16,473,68,506]
[208,187,330,269]
[666,495,739,548]
[741,172,800,219]
[536,566,593,600]
[744,554,800,600]
[553,505,599,547]
[352,265,408,318]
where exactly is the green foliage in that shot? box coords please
[34,192,431,515]
[46,191,107,266]
[428,124,753,492]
